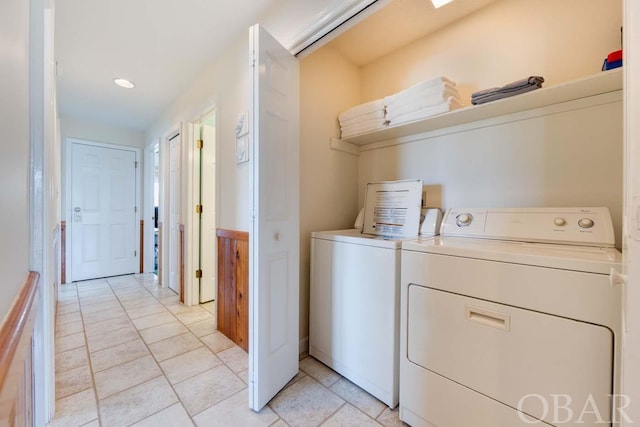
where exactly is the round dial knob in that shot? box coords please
[554,218,566,227]
[456,213,473,227]
[578,218,594,229]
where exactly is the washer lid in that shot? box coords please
[311,229,406,249]
[402,236,621,274]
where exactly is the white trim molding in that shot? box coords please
[63,138,142,283]
[286,0,390,57]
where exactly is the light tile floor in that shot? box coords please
[49,273,405,426]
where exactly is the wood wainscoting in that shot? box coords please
[179,224,185,303]
[0,272,40,426]
[60,221,66,284]
[139,220,144,274]
[216,229,248,352]
[158,222,163,285]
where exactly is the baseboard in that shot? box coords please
[299,336,309,355]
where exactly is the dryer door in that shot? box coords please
[407,285,613,426]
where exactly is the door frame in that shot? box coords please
[186,104,219,306]
[64,138,142,282]
[143,139,159,274]
[623,0,640,424]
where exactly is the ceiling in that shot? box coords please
[329,0,499,66]
[55,0,499,132]
[55,0,280,131]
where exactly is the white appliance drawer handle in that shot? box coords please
[465,306,511,332]
[609,267,627,287]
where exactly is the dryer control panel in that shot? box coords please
[440,207,615,247]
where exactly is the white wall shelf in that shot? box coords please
[341,68,623,147]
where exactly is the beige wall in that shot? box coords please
[361,0,622,104]
[299,45,362,344]
[0,0,31,320]
[358,97,623,245]
[142,0,624,346]
[350,0,624,246]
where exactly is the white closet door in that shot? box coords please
[168,134,181,293]
[248,24,300,411]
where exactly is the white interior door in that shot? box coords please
[71,142,137,281]
[168,134,181,293]
[248,24,300,411]
[200,122,216,303]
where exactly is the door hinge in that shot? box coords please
[135,161,139,168]
[134,250,137,256]
[251,50,256,67]
[196,204,203,214]
[134,206,137,213]
[195,269,202,278]
[196,139,203,149]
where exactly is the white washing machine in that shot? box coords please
[400,207,622,427]
[310,210,442,408]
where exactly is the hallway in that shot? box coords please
[49,274,404,426]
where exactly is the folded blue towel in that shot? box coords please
[472,76,544,99]
[471,84,541,105]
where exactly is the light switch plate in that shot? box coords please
[235,111,249,137]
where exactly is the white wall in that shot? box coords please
[30,0,60,422]
[59,115,146,148]
[145,36,251,232]
[142,0,369,332]
[0,0,32,320]
[145,0,356,232]
[361,0,622,104]
[299,45,361,345]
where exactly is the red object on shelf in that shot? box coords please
[608,49,623,63]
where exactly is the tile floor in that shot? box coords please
[49,273,406,426]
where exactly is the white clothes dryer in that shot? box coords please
[400,207,622,427]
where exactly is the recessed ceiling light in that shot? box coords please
[113,78,135,89]
[431,0,453,8]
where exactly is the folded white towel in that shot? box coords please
[338,99,385,122]
[388,98,462,126]
[385,81,457,108]
[339,109,386,127]
[341,117,387,130]
[386,83,457,106]
[384,77,455,106]
[341,121,388,138]
[386,91,461,118]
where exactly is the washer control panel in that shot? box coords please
[440,207,615,247]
